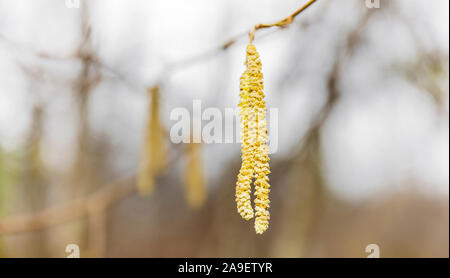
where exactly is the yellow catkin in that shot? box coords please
[137,86,167,196]
[235,70,255,220]
[247,44,271,234]
[236,44,271,234]
[184,142,206,209]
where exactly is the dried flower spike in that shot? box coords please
[236,44,271,234]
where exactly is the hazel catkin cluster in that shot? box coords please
[236,44,271,234]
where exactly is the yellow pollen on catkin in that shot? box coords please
[236,44,271,234]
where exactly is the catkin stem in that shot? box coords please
[249,0,316,43]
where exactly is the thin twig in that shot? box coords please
[0,1,317,89]
[166,0,317,74]
[249,0,317,42]
[0,177,135,235]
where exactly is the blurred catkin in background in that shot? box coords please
[137,86,167,196]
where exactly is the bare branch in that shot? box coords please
[0,177,135,235]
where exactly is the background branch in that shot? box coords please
[0,177,134,235]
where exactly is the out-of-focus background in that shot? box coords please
[0,0,448,258]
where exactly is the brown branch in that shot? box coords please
[158,0,317,83]
[249,0,317,42]
[0,177,135,235]
[0,1,317,89]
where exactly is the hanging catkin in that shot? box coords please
[236,44,271,234]
[236,70,255,220]
[137,86,167,196]
[183,142,206,209]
